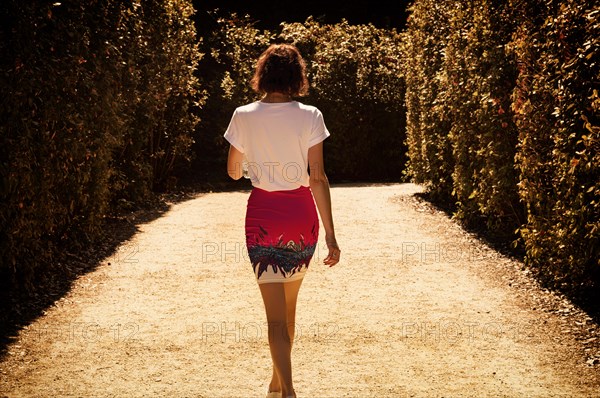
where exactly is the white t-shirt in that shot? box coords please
[223,100,330,191]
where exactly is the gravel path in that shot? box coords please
[1,183,598,397]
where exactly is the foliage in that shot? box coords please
[192,13,272,180]
[403,0,599,297]
[279,19,407,181]
[112,0,204,199]
[401,0,454,200]
[444,0,523,236]
[0,0,202,294]
[510,0,599,295]
[193,14,407,182]
[403,0,523,233]
[1,1,122,291]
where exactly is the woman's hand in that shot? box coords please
[323,234,341,267]
[308,143,339,267]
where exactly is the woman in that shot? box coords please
[224,43,341,398]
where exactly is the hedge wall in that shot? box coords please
[192,15,406,182]
[111,0,204,201]
[191,13,271,182]
[402,0,454,201]
[445,0,523,236]
[403,0,599,298]
[0,0,202,294]
[280,19,407,181]
[510,0,599,293]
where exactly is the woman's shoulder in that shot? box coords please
[294,101,323,115]
[235,101,261,113]
[233,100,323,117]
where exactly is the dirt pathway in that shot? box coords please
[1,183,599,397]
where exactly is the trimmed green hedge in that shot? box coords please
[510,0,599,292]
[444,1,523,236]
[1,1,124,291]
[192,13,271,181]
[401,0,454,201]
[0,0,202,294]
[280,19,407,181]
[193,15,407,182]
[403,0,599,298]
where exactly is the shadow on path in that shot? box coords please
[0,191,203,361]
[413,190,600,325]
[0,174,378,357]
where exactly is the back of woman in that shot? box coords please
[225,100,329,191]
[224,43,341,398]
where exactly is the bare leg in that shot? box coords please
[259,280,302,397]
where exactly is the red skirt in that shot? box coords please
[245,185,319,284]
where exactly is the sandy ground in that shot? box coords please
[0,182,599,398]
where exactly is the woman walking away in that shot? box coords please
[224,43,341,398]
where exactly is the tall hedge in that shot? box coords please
[193,14,406,182]
[111,0,204,201]
[280,19,407,181]
[138,0,203,192]
[444,0,523,235]
[402,0,454,200]
[403,0,524,233]
[510,0,599,294]
[403,0,599,297]
[0,0,202,294]
[192,13,271,181]
[0,1,124,290]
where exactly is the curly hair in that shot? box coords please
[251,44,309,97]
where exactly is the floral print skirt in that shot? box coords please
[245,185,319,284]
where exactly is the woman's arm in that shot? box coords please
[308,142,340,266]
[226,145,245,180]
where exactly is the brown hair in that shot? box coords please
[251,44,309,97]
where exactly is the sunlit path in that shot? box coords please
[1,183,598,397]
